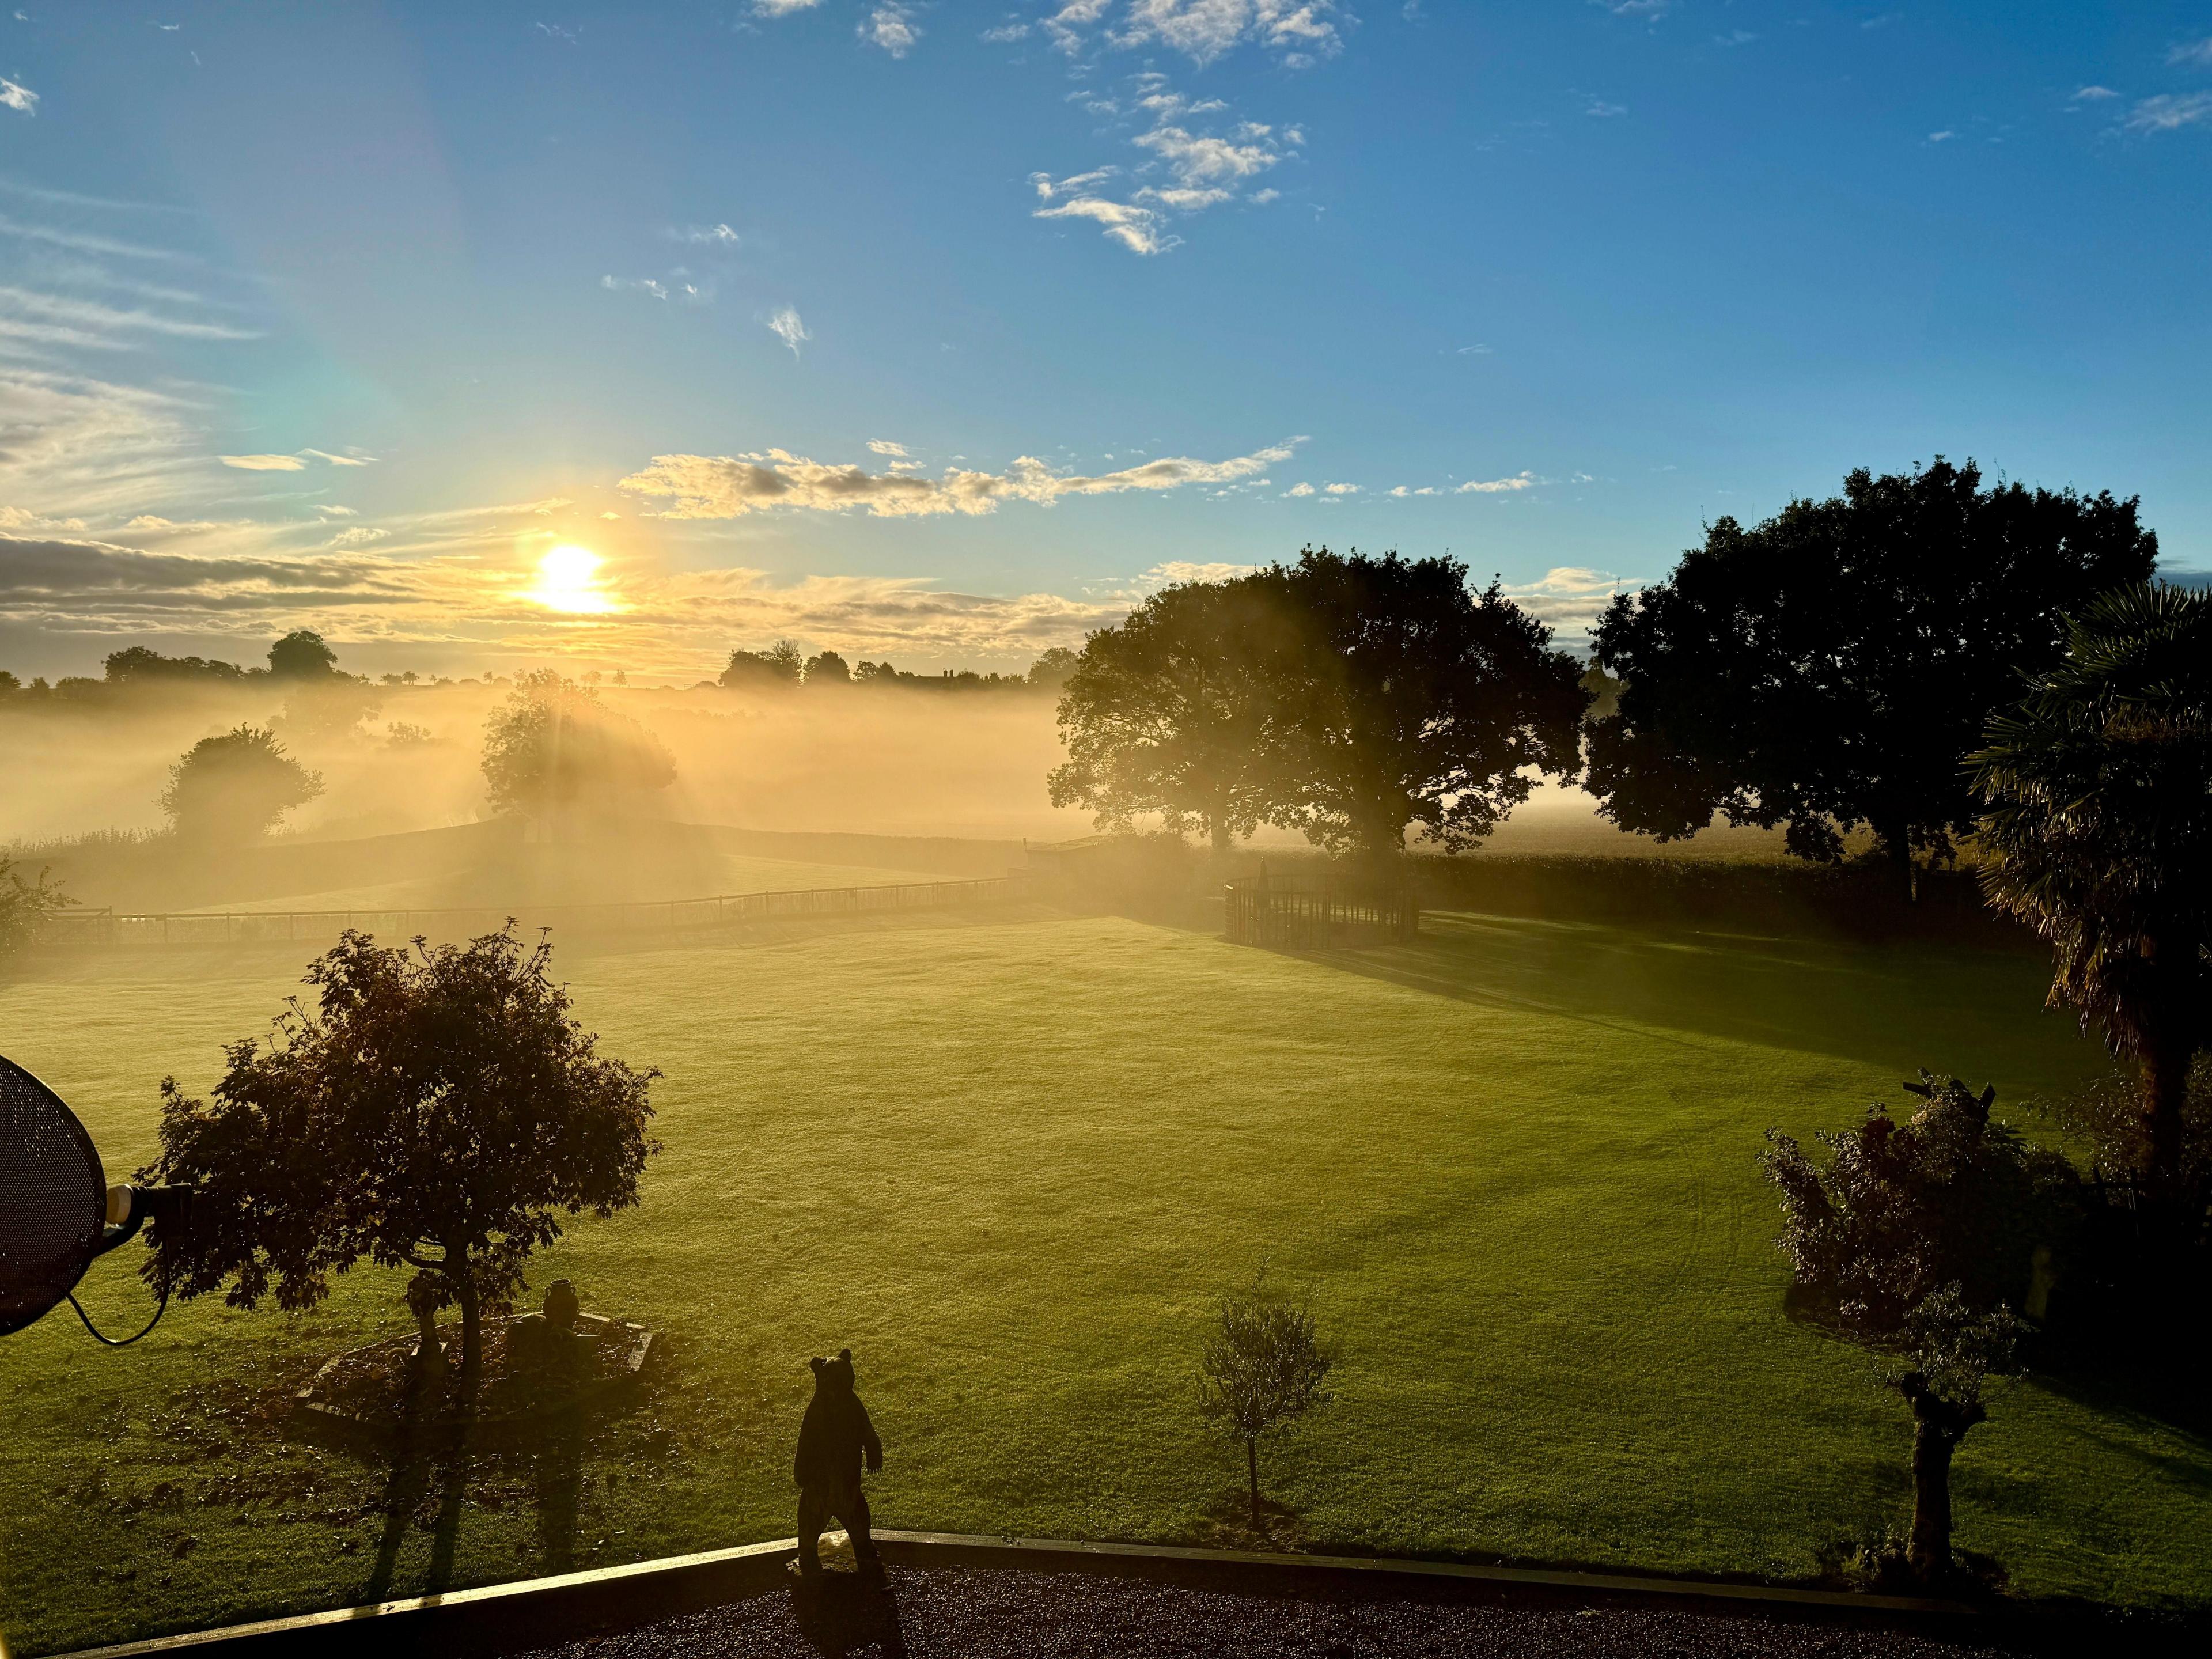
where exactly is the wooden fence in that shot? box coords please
[1222,872,1418,949]
[33,876,1026,951]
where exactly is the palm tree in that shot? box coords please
[1969,582,2212,1203]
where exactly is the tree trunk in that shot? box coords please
[1211,817,1231,858]
[1899,1377,1980,1584]
[1908,1418,1956,1580]
[2141,1032,2192,1207]
[454,1265,483,1393]
[1245,1438,1260,1530]
[1878,819,1916,903]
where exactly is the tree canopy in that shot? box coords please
[1587,460,2157,888]
[160,725,324,844]
[1274,549,1586,859]
[720,641,804,688]
[480,670,676,820]
[1971,582,2212,1202]
[268,630,339,679]
[145,926,660,1380]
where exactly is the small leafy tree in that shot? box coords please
[1027,646,1079,691]
[161,725,325,844]
[481,670,676,820]
[1051,573,1305,855]
[1891,1288,2022,1582]
[145,926,660,1384]
[1272,548,1587,862]
[1197,1272,1335,1528]
[1760,1071,2067,1333]
[0,857,74,963]
[1971,582,2212,1205]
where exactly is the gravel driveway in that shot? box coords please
[522,1566,2008,1659]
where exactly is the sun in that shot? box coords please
[528,543,617,614]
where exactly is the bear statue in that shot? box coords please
[794,1347,884,1578]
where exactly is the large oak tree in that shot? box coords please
[1050,571,1306,855]
[1272,548,1586,861]
[1586,460,2157,891]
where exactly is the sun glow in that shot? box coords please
[528,543,618,614]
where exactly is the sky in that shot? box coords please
[1,1,2209,683]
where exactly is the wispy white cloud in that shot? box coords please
[1034,194,1173,255]
[671,222,740,245]
[603,274,669,300]
[0,211,187,263]
[2167,36,2212,67]
[1502,566,1646,638]
[863,3,920,56]
[753,0,824,13]
[1585,99,1628,118]
[1112,1,1343,67]
[219,453,308,472]
[1283,481,1315,497]
[619,437,1302,520]
[2069,85,2119,102]
[301,448,373,467]
[2124,91,2212,133]
[1323,482,1359,494]
[1926,129,1957,143]
[0,78,36,116]
[1032,81,1296,256]
[1457,471,1537,494]
[766,305,810,357]
[867,439,910,457]
[324,526,389,548]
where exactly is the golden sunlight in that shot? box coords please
[528,543,617,614]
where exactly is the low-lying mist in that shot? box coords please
[3,676,1790,916]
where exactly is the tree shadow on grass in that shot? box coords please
[1283,911,2099,1091]
[362,1436,469,1603]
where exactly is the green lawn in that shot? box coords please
[1,906,2204,1654]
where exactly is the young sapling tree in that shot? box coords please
[1198,1272,1335,1529]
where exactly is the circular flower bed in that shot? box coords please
[291,1304,657,1454]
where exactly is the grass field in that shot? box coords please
[2,904,2206,1654]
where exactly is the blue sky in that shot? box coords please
[2,1,2208,680]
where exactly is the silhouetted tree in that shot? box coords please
[0,857,74,962]
[161,725,324,843]
[1273,548,1586,861]
[1198,1272,1334,1530]
[1027,646,1080,691]
[104,646,247,684]
[802,649,852,685]
[268,629,339,679]
[1971,583,2212,1205]
[1588,460,2157,893]
[721,641,804,688]
[1760,1071,2066,1334]
[1051,573,1304,855]
[145,926,660,1384]
[481,670,676,820]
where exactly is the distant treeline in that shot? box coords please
[715,641,1074,692]
[0,630,357,703]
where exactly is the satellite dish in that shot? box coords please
[0,1055,108,1337]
